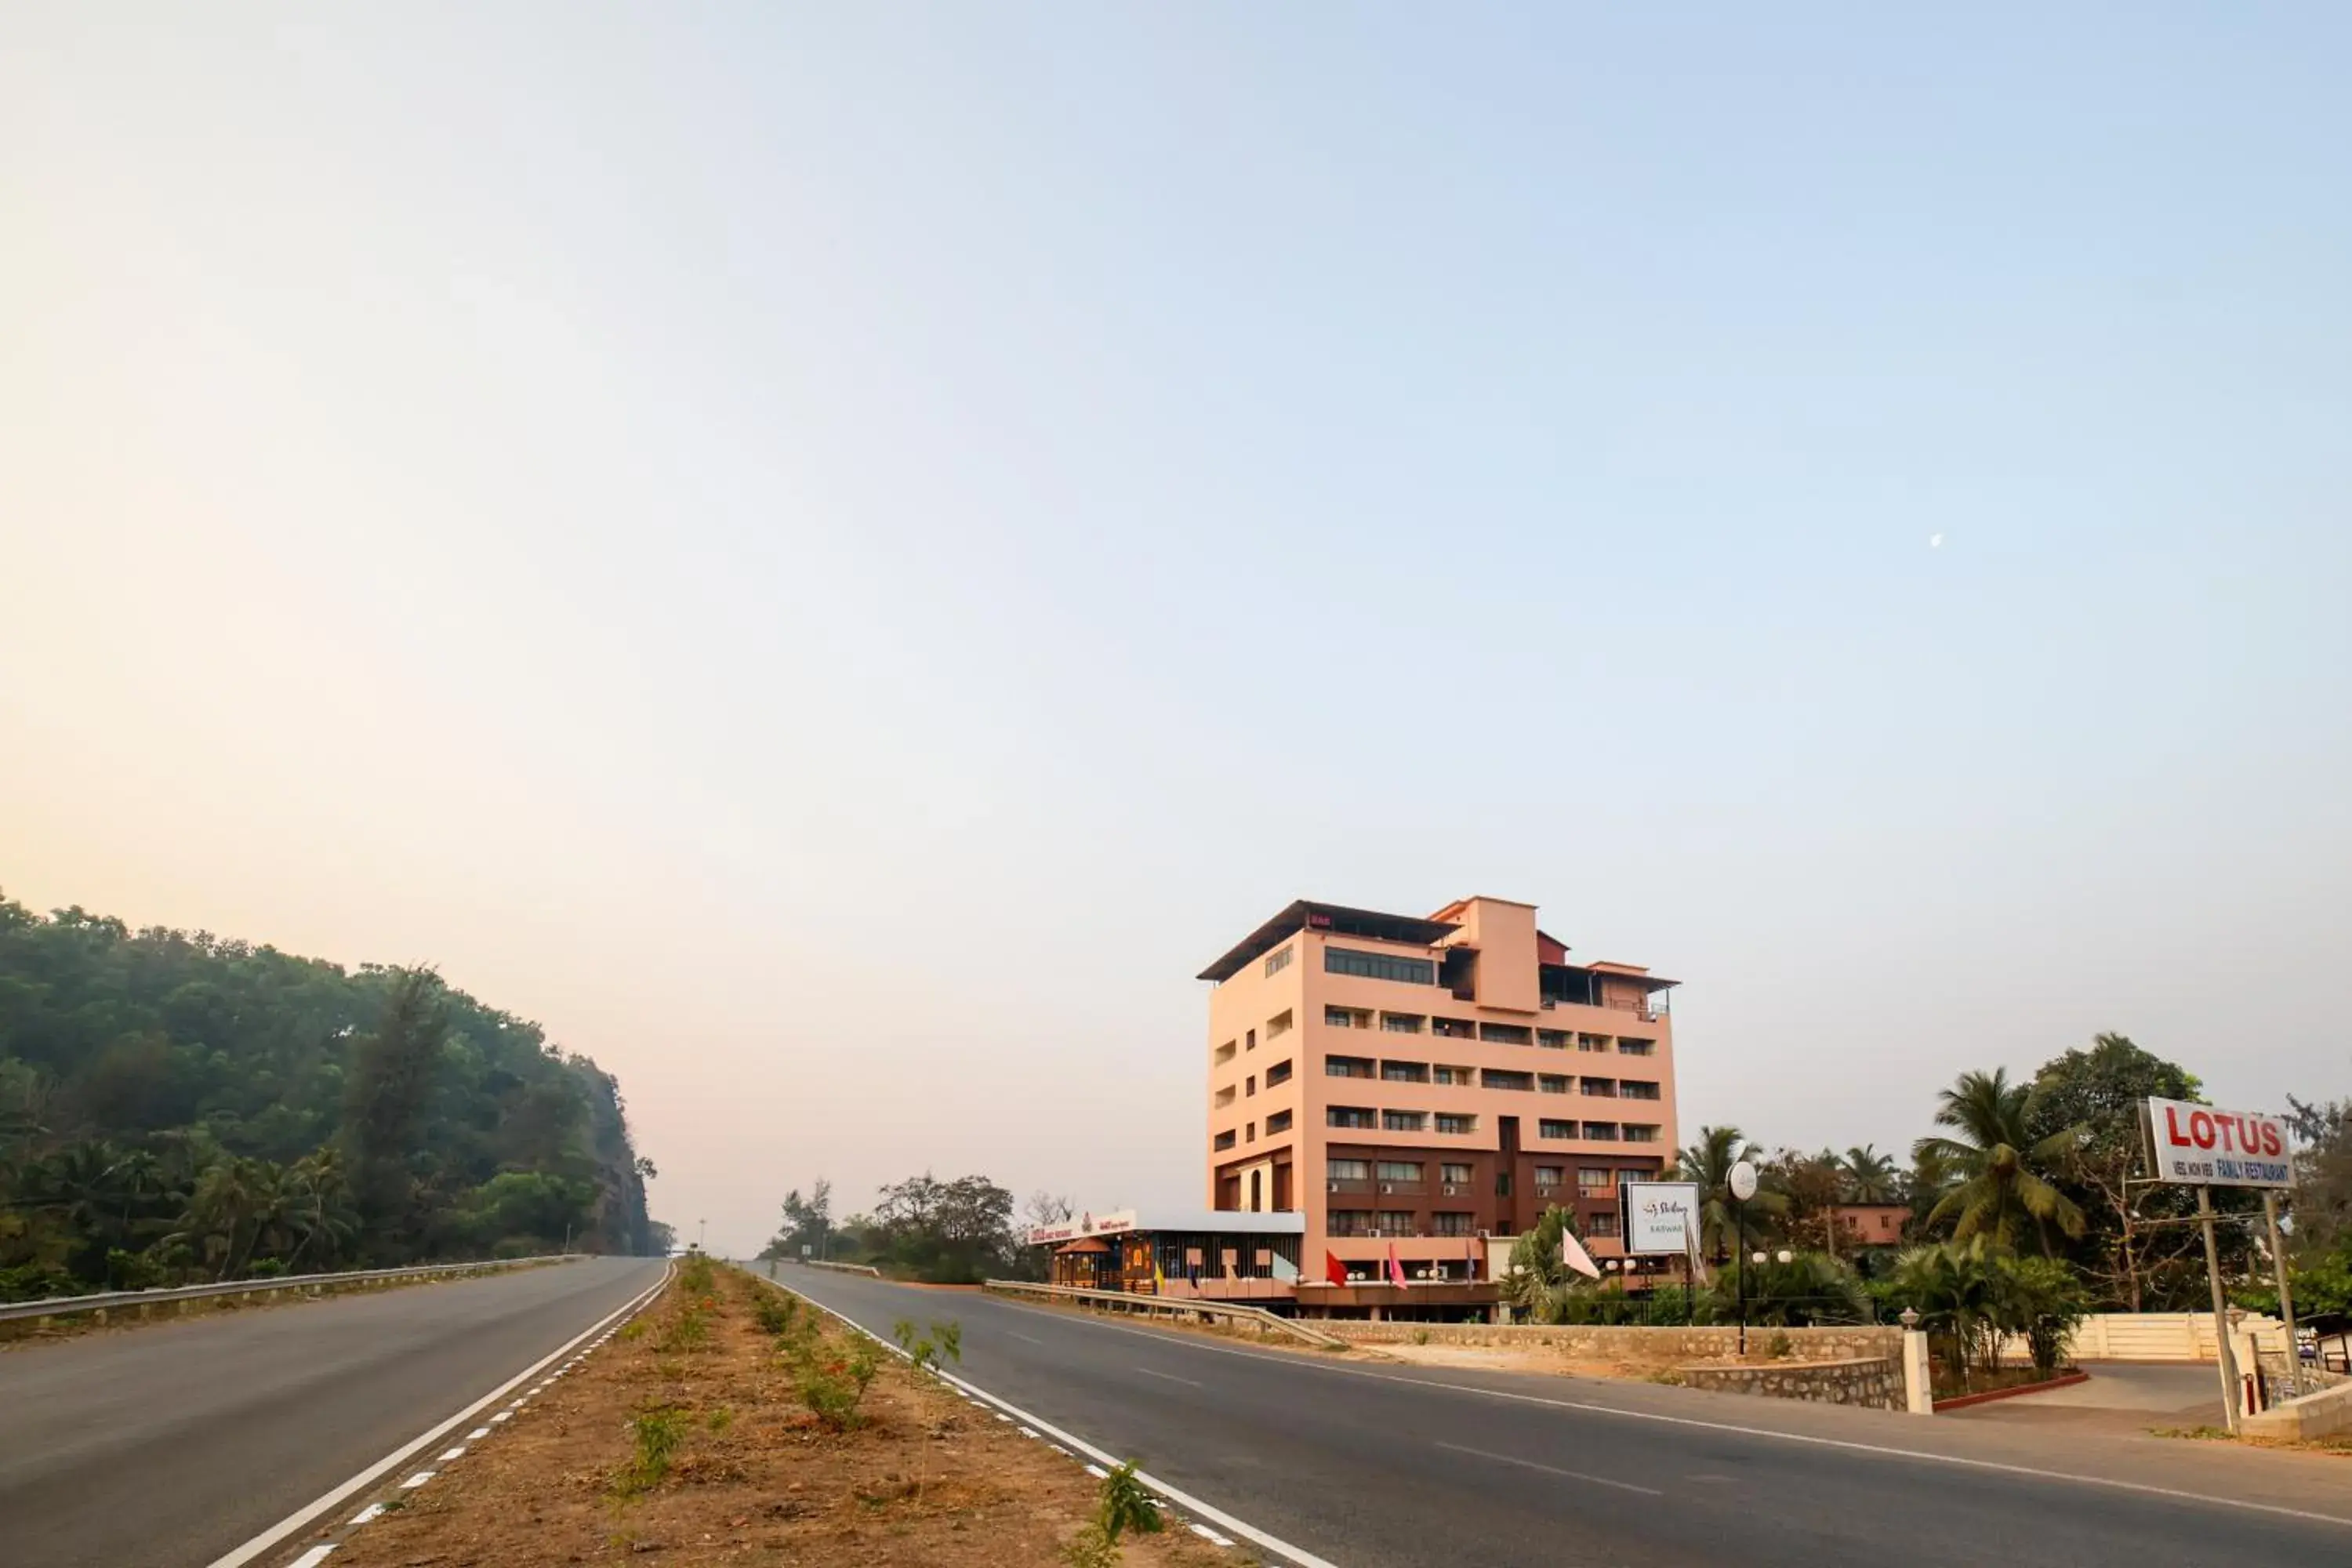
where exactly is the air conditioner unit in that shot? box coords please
[1327,1181,1340,1192]
[1379,1183,1393,1193]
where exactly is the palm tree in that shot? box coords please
[282,1149,357,1271]
[1912,1069,2086,1253]
[1675,1125,1785,1262]
[1840,1145,1900,1205]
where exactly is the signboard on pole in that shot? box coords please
[1620,1181,1702,1256]
[2143,1098,2292,1189]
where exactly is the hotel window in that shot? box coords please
[1325,1007,1355,1028]
[1376,1210,1418,1236]
[1618,1037,1657,1057]
[1441,1162,1473,1185]
[1583,1121,1619,1141]
[1436,1113,1477,1135]
[1620,1080,1660,1100]
[1215,1040,1237,1064]
[1327,1159,1370,1184]
[1577,1033,1610,1053]
[1264,944,1294,978]
[1324,946,1438,986]
[1623,1123,1661,1143]
[1432,1017,1475,1039]
[1481,1069,1534,1092]
[1267,1059,1294,1087]
[1479,1022,1532,1046]
[1577,1167,1614,1194]
[1247,1029,1256,1051]
[1214,1130,1236,1151]
[1431,1212,1475,1237]
[1534,1165,1563,1189]
[1537,1030,1570,1050]
[1328,1210,1377,1237]
[1381,1013,1426,1033]
[1267,1009,1294,1040]
[1581,1078,1617,1098]
[1376,1160,1425,1185]
[1586,1211,1621,1238]
[1266,1109,1294,1134]
[1327,1106,1376,1130]
[1432,1065,1472,1086]
[1539,1119,1575,1140]
[1616,1168,1651,1187]
[1384,1109,1428,1132]
[1327,1055,1376,1079]
[1214,1086,1235,1108]
[1381,1060,1429,1083]
[1247,1120,1258,1142]
[1247,1075,1257,1098]
[1539,1074,1570,1094]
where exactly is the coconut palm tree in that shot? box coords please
[1839,1144,1900,1205]
[1675,1125,1785,1262]
[1912,1069,2086,1252]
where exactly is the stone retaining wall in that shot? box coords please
[1679,1356,1906,1410]
[1320,1320,1900,1369]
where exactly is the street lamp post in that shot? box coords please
[1729,1160,1759,1356]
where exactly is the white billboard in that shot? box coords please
[1025,1209,1137,1247]
[2144,1098,2292,1189]
[1620,1181,1701,1256]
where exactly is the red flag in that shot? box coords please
[1386,1242,1409,1289]
[1325,1250,1347,1287]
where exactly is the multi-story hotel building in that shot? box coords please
[1198,895,1680,1312]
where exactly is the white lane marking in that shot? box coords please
[491,1412,513,1423]
[1007,1330,1044,1345]
[438,1446,466,1461]
[401,1471,434,1489]
[1435,1440,1663,1497]
[1018,1426,1040,1438]
[1134,1366,1204,1389]
[289,1548,337,1567]
[466,1427,490,1440]
[204,1264,671,1568]
[348,1504,386,1526]
[764,1276,1340,1568]
[1192,1522,1236,1546]
[1085,1463,1110,1479]
[995,1412,1013,1422]
[988,1299,2352,1532]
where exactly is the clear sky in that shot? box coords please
[5,5,2347,1254]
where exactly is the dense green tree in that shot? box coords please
[0,891,662,1299]
[1913,1069,2087,1253]
[1675,1125,1785,1261]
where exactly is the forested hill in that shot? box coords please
[0,894,662,1300]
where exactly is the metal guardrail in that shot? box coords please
[798,1259,883,1278]
[983,1279,1346,1348]
[0,1254,582,1324]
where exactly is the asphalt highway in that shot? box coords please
[775,1265,2352,1568]
[0,1255,665,1568]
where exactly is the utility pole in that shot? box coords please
[2265,1192,2299,1398]
[2198,1186,2241,1432]
[698,1218,707,1253]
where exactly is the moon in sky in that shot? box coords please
[1929,532,1944,549]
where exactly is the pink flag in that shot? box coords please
[1560,1228,1602,1281]
[1386,1242,1409,1289]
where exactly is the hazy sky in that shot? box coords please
[6,5,2347,1254]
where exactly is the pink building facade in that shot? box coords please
[1199,896,1682,1313]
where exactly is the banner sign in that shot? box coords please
[1620,1181,1702,1256]
[1025,1209,1138,1247]
[2144,1098,2292,1189]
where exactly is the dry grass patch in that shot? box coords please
[325,1265,1242,1566]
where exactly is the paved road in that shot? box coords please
[0,1255,665,1568]
[774,1266,2352,1568]
[1948,1361,2229,1436]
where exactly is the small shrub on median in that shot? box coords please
[753,1290,798,1336]
[612,1404,688,1498]
[797,1340,880,1431]
[677,1252,717,1295]
[892,1317,965,1373]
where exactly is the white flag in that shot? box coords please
[1560,1228,1602,1281]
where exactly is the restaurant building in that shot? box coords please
[1196,895,1683,1318]
[1027,1208,1305,1302]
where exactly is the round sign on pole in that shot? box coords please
[1730,1160,1759,1202]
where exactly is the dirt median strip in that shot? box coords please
[319,1261,1245,1566]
